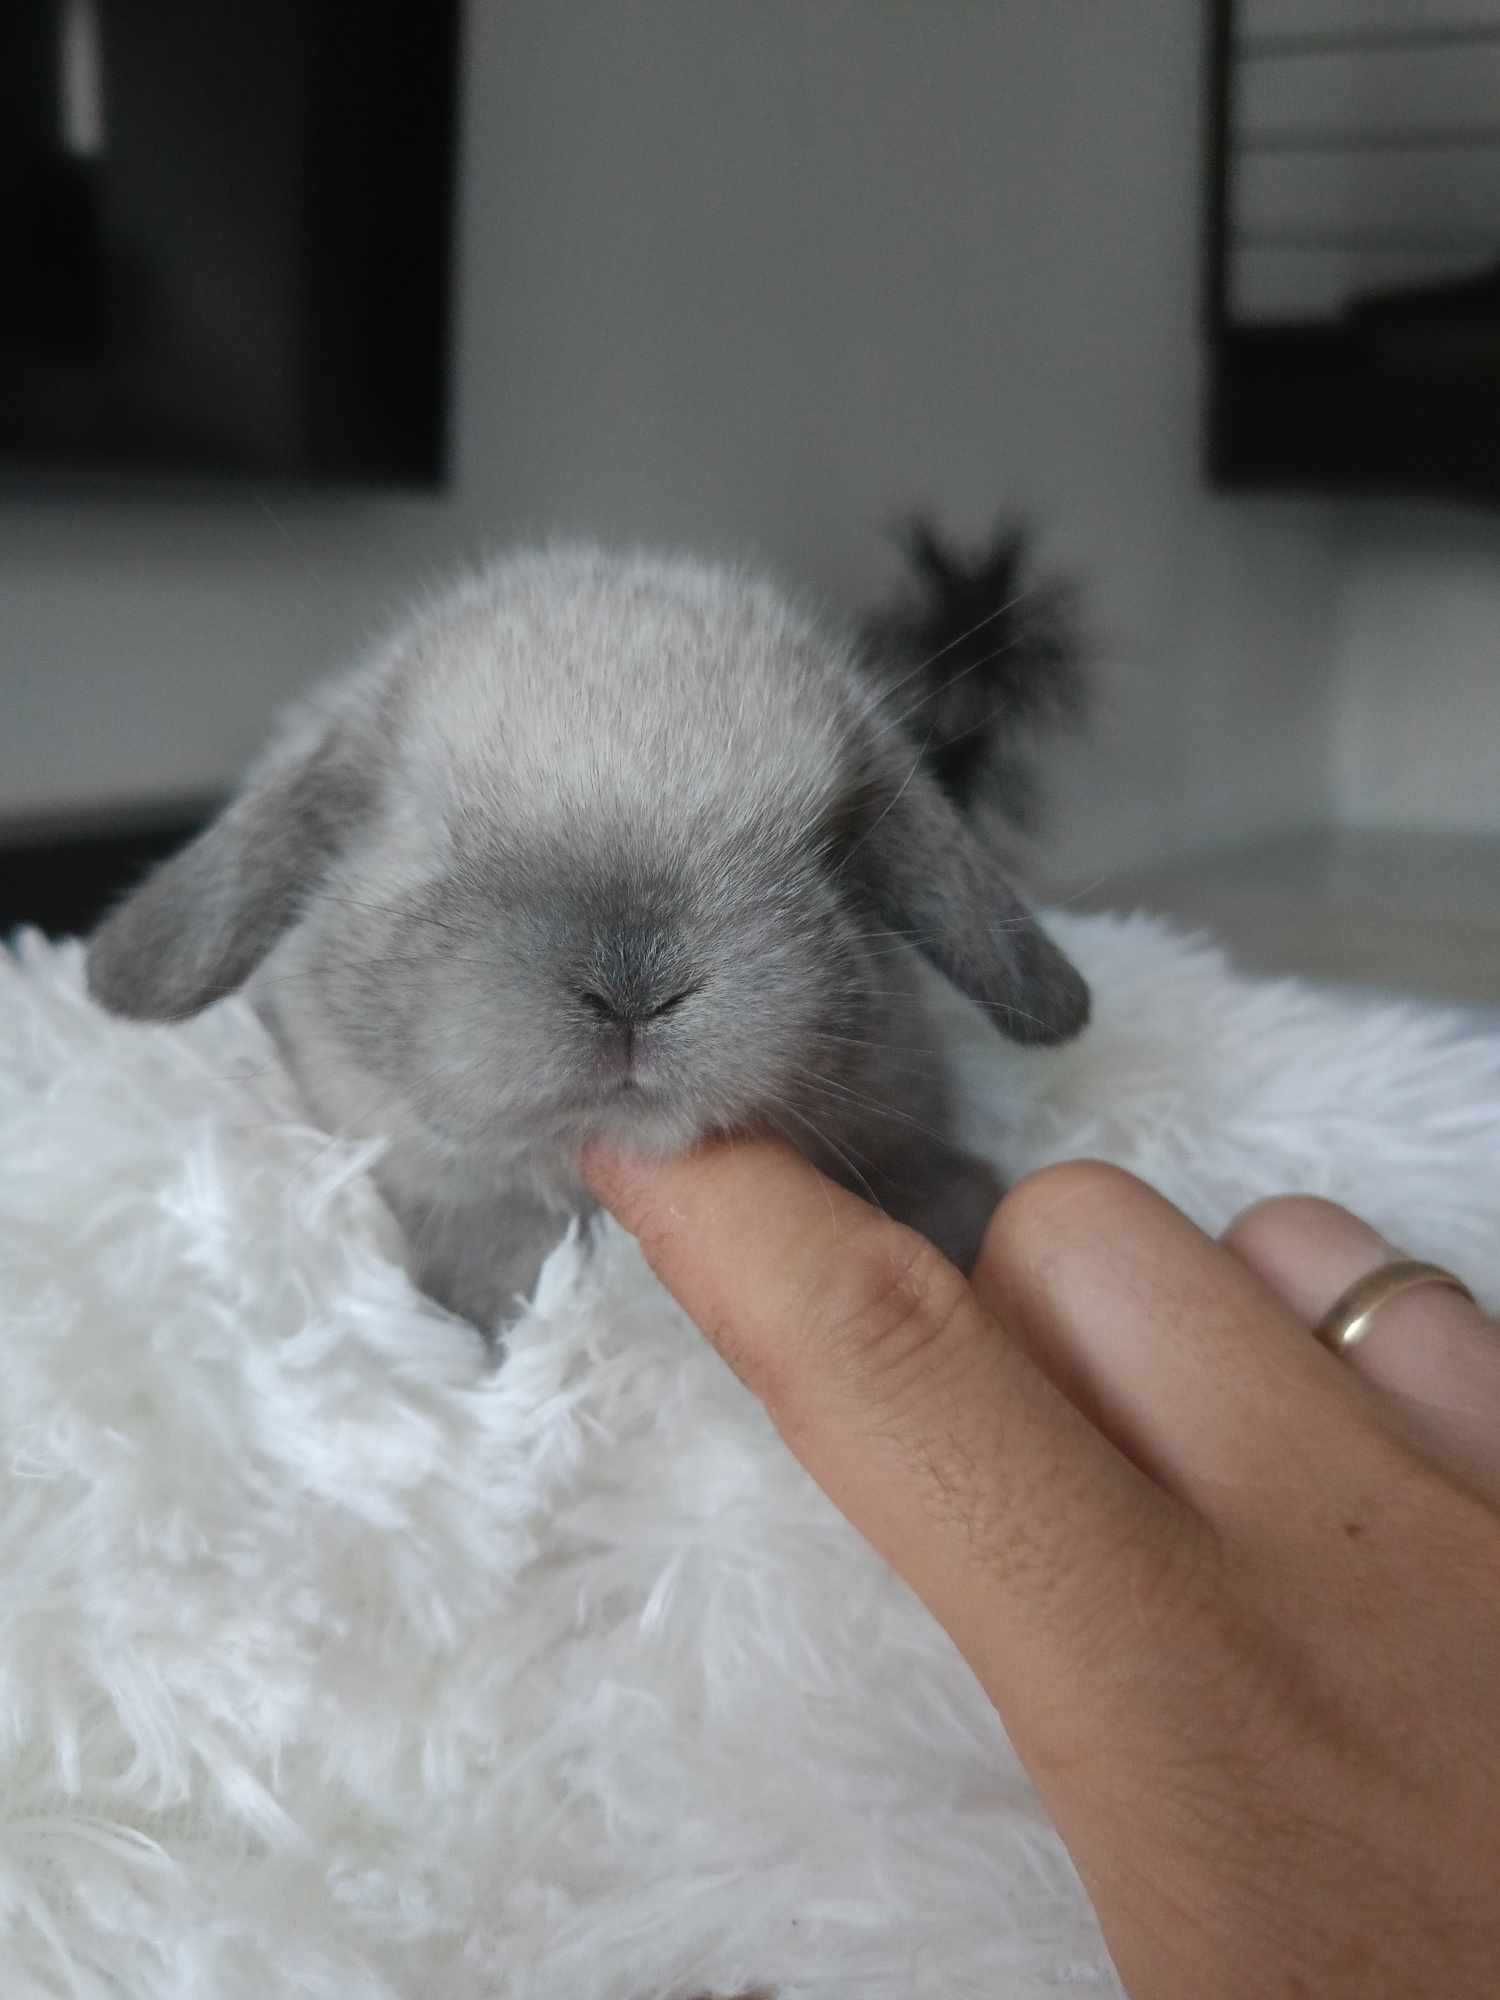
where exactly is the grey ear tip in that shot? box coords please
[84,919,202,1022]
[83,928,151,1019]
[84,930,122,1007]
[1014,966,1092,1047]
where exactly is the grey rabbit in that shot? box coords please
[85,544,1089,1333]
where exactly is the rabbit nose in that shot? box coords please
[578,984,698,1026]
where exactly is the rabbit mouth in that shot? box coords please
[546,1075,671,1132]
[592,1075,656,1106]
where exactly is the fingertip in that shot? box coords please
[578,1139,643,1219]
[582,1132,854,1296]
[1222,1194,1363,1262]
[581,1142,673,1247]
[981,1158,1158,1271]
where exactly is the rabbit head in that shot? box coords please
[87,546,1089,1192]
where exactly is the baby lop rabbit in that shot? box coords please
[87,546,1089,1333]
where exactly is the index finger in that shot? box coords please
[583,1135,1186,1734]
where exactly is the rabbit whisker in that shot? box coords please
[770,1097,887,1216]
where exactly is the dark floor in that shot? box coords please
[0,799,213,940]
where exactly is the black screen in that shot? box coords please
[0,0,459,486]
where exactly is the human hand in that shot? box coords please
[583,1143,1500,2000]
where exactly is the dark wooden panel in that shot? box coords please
[0,799,215,940]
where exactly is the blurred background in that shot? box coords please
[2,0,1498,1011]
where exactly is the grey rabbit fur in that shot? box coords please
[86,545,1090,1333]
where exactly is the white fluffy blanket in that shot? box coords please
[3,917,1497,2000]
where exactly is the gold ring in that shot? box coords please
[1315,1258,1476,1354]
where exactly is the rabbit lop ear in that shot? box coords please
[851,759,1090,1046]
[86,705,374,1022]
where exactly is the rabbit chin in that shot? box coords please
[576,1084,726,1161]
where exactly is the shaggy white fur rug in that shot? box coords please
[2,915,1497,2000]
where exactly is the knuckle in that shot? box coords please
[813,1222,977,1411]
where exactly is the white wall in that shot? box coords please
[1329,505,1500,832]
[0,0,1342,881]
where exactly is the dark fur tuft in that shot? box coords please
[860,518,1088,830]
